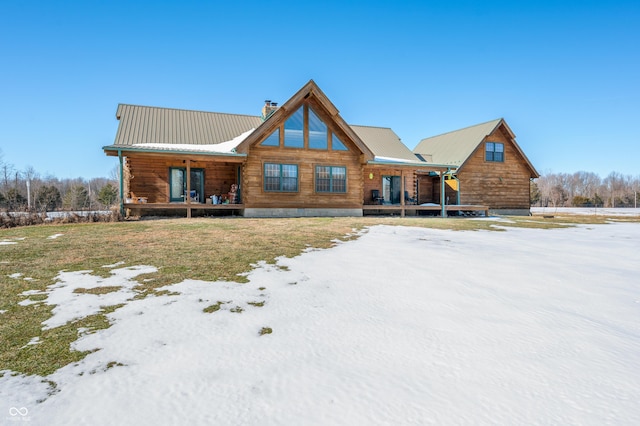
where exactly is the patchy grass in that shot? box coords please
[203,301,226,313]
[73,286,123,295]
[259,327,273,336]
[247,301,265,307]
[1,214,637,377]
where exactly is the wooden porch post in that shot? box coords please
[441,171,447,218]
[400,170,405,217]
[186,159,192,218]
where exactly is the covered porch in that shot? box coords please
[109,150,246,218]
[363,166,488,217]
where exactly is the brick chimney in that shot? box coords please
[261,100,279,120]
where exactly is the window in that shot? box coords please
[284,107,304,148]
[261,128,280,146]
[308,108,328,149]
[316,166,347,193]
[485,142,504,162]
[266,104,337,150]
[169,168,204,202]
[332,133,348,151]
[264,163,298,192]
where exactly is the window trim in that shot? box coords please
[315,165,347,193]
[263,162,299,192]
[485,142,504,162]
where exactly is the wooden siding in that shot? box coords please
[242,145,363,209]
[362,166,418,205]
[458,126,532,209]
[125,153,240,203]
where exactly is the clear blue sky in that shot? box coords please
[1,0,638,179]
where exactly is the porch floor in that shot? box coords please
[123,203,488,217]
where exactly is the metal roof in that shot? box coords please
[107,104,426,164]
[111,104,262,146]
[413,119,503,167]
[350,125,422,163]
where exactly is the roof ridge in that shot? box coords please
[419,118,503,141]
[349,124,394,130]
[117,103,261,119]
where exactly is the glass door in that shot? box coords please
[382,176,401,204]
[169,168,204,202]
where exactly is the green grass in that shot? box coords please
[1,214,637,377]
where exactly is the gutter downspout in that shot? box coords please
[118,150,124,217]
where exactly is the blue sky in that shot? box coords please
[1,0,638,179]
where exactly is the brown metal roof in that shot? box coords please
[111,104,262,146]
[350,125,423,163]
[413,119,503,167]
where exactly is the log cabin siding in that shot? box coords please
[242,145,363,208]
[362,166,418,205]
[458,127,532,209]
[125,153,240,203]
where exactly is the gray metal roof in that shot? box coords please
[413,119,503,167]
[350,125,423,163]
[111,104,262,146]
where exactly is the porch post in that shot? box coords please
[400,170,405,217]
[118,150,124,217]
[441,170,447,217]
[186,159,192,218]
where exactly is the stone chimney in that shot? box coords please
[261,100,279,120]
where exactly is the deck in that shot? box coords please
[124,202,244,218]
[123,203,488,218]
[362,204,489,217]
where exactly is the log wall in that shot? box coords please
[458,127,532,209]
[242,146,363,209]
[125,153,240,203]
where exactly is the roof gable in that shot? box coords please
[414,118,538,177]
[414,119,502,168]
[235,80,375,160]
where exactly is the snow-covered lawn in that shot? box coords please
[2,222,639,425]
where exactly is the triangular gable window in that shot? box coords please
[332,133,348,151]
[261,128,280,146]
[258,103,350,151]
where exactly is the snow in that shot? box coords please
[47,234,64,239]
[1,223,640,425]
[374,155,423,164]
[132,128,255,153]
[532,207,640,216]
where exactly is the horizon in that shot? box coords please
[1,0,638,180]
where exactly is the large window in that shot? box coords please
[260,104,347,151]
[264,163,298,192]
[284,108,304,148]
[308,108,328,149]
[485,142,504,162]
[316,166,347,193]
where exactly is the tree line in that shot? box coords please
[532,171,640,208]
[0,150,118,212]
[2,150,638,212]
